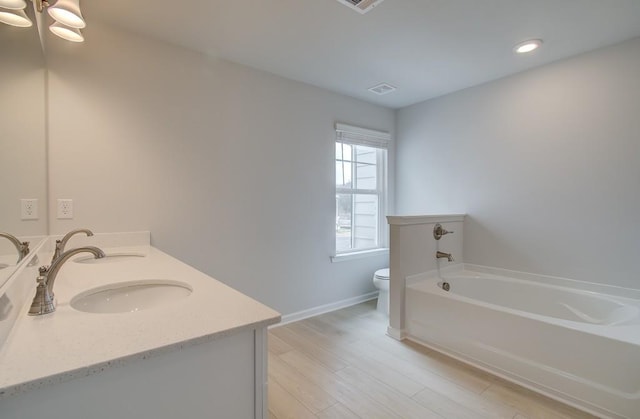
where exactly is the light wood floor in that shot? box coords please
[267,300,597,419]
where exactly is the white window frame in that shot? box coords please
[333,123,390,260]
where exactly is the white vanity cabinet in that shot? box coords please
[0,233,279,419]
[1,328,268,419]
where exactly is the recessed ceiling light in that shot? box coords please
[368,83,396,95]
[514,39,543,54]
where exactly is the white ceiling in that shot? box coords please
[84,0,640,109]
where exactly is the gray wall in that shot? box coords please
[396,37,640,288]
[46,22,394,315]
[0,24,47,237]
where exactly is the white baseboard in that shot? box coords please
[272,291,379,327]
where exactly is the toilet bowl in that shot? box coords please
[373,268,390,315]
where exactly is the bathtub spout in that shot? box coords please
[436,251,454,262]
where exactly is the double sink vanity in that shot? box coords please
[0,231,280,418]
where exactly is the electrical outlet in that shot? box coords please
[57,199,73,219]
[21,199,38,220]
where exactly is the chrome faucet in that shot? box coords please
[53,228,94,262]
[436,251,454,262]
[0,232,30,263]
[28,246,105,316]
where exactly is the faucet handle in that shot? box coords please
[36,266,49,287]
[433,223,454,240]
[17,241,30,262]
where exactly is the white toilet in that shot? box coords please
[373,268,390,315]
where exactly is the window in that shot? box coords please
[335,123,389,255]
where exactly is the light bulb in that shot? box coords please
[0,7,32,27]
[48,0,85,28]
[50,21,84,42]
[0,0,27,10]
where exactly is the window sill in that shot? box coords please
[331,248,389,263]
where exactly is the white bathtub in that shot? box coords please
[405,267,640,419]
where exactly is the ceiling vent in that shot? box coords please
[368,83,396,95]
[335,0,385,14]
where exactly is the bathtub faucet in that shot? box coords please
[436,251,454,262]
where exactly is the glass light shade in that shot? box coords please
[50,21,83,42]
[48,0,85,28]
[0,0,27,10]
[0,8,32,27]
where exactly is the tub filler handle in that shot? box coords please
[433,223,454,240]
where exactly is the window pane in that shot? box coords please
[353,194,378,249]
[355,145,376,164]
[343,143,352,161]
[336,194,353,252]
[354,146,377,190]
[355,162,376,190]
[337,143,378,190]
[336,193,379,252]
[335,161,352,187]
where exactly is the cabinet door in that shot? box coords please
[0,329,257,419]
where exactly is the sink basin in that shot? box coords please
[70,280,192,314]
[74,253,146,264]
[0,255,15,269]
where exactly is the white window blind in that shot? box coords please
[335,123,391,149]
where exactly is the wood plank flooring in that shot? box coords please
[267,300,597,419]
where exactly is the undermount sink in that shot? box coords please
[74,253,146,264]
[70,280,192,314]
[0,255,15,270]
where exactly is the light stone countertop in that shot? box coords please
[0,254,17,266]
[0,255,17,289]
[0,244,281,398]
